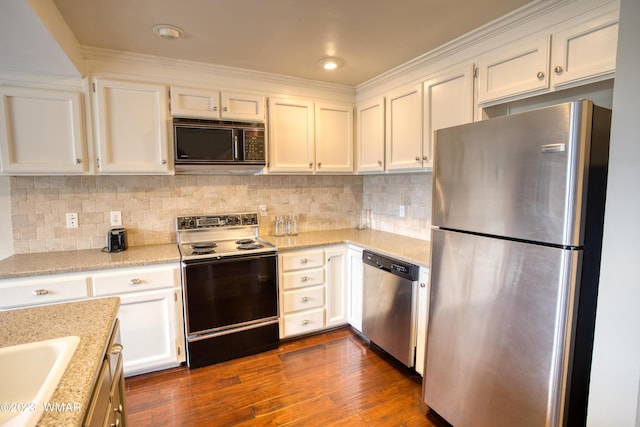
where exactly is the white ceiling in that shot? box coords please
[4,0,537,86]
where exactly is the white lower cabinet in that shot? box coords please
[0,272,91,310]
[415,267,430,376]
[347,245,364,332]
[91,264,185,376]
[279,245,347,338]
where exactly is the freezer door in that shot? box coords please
[423,229,581,427]
[432,100,605,247]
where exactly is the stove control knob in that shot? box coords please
[178,217,196,229]
[226,216,240,225]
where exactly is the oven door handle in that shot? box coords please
[182,252,277,266]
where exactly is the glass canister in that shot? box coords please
[274,216,286,236]
[287,215,298,236]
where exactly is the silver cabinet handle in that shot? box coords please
[300,258,308,264]
[223,107,228,112]
[110,343,124,355]
[415,156,421,161]
[300,296,310,303]
[32,289,49,296]
[129,278,143,286]
[300,276,309,282]
[377,160,382,166]
[308,162,313,169]
[75,158,82,164]
[537,71,545,79]
[161,159,167,165]
[317,162,322,168]
[422,156,428,161]
[212,106,218,112]
[554,66,564,74]
[420,282,426,288]
[300,319,310,326]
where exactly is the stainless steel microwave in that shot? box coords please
[173,118,266,174]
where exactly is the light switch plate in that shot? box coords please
[66,213,78,228]
[110,211,122,226]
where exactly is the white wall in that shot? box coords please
[0,176,13,259]
[587,0,640,425]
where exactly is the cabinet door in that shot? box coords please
[315,102,354,173]
[0,86,87,174]
[170,86,220,119]
[325,247,348,328]
[385,84,423,171]
[117,288,181,376]
[347,246,363,332]
[415,267,429,376]
[550,13,618,88]
[477,35,551,105]
[356,97,385,173]
[423,65,475,169]
[268,97,315,173]
[92,79,170,174]
[221,91,264,122]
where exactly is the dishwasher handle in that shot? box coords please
[362,250,419,281]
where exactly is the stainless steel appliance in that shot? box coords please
[176,212,279,368]
[173,119,266,174]
[423,100,611,427]
[362,250,420,367]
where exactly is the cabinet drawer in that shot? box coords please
[92,265,179,296]
[282,286,324,313]
[281,250,324,272]
[281,268,324,290]
[0,275,89,309]
[283,309,325,337]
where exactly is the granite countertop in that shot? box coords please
[264,228,431,268]
[0,297,120,427]
[0,244,180,280]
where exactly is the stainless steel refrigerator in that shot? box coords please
[422,100,611,427]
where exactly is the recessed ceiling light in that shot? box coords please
[319,57,342,70]
[152,24,184,41]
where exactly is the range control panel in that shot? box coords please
[177,213,259,230]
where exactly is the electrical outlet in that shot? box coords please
[110,211,122,226]
[399,205,405,218]
[259,205,268,216]
[66,212,78,229]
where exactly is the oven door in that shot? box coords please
[182,253,278,336]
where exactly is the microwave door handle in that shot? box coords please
[234,134,239,160]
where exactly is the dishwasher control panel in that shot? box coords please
[362,250,419,281]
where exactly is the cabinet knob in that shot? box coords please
[378,160,382,166]
[537,71,545,79]
[212,106,218,112]
[32,289,49,296]
[223,107,228,112]
[300,319,310,326]
[129,278,143,286]
[110,343,124,355]
[300,296,310,303]
[300,276,309,282]
[161,159,167,165]
[300,258,308,264]
[114,404,123,414]
[74,158,82,164]
[554,66,564,74]
[317,162,322,168]
[420,282,426,288]
[309,162,313,169]
[415,156,421,162]
[422,156,428,161]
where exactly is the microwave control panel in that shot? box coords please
[243,131,266,161]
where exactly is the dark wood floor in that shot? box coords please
[125,327,443,426]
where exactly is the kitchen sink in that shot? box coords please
[0,335,80,427]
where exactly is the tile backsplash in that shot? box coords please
[9,173,433,254]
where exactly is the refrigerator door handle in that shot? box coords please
[540,143,566,153]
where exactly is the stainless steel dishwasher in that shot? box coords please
[362,250,420,367]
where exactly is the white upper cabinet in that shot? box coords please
[477,8,618,105]
[0,86,88,175]
[477,35,550,105]
[422,64,475,169]
[356,97,385,173]
[550,12,618,88]
[314,102,354,173]
[385,83,423,172]
[268,97,315,173]
[170,86,220,119]
[92,78,171,174]
[220,91,264,122]
[170,87,264,122]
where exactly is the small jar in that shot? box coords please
[274,216,286,236]
[287,215,298,236]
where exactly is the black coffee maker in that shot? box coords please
[106,228,128,252]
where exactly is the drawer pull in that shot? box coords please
[32,289,49,296]
[110,343,124,355]
[300,319,310,326]
[300,296,310,303]
[299,258,309,264]
[129,278,143,286]
[114,404,123,414]
[300,276,310,282]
